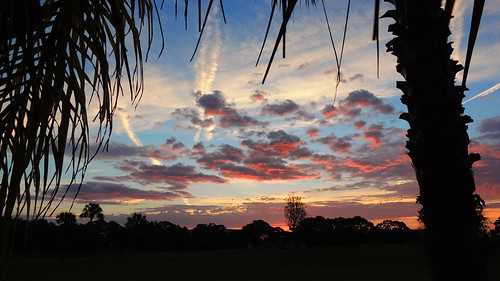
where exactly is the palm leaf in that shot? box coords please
[0,0,163,224]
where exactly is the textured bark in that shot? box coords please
[385,0,487,280]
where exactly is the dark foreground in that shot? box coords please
[5,244,500,281]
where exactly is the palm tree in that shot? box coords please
[382,1,487,280]
[0,0,163,261]
[262,1,488,279]
[80,203,104,223]
[55,212,77,226]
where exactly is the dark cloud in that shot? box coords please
[241,130,310,158]
[470,142,500,201]
[64,181,183,204]
[322,90,395,120]
[354,120,367,130]
[219,112,267,128]
[161,137,186,151]
[307,128,321,138]
[361,124,385,147]
[218,162,319,181]
[250,90,270,102]
[89,141,180,162]
[114,161,227,190]
[314,134,352,153]
[197,144,245,170]
[348,73,364,82]
[290,110,316,121]
[342,90,395,114]
[192,142,206,153]
[477,116,500,142]
[196,90,235,116]
[261,100,300,116]
[90,141,156,160]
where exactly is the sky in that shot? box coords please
[57,0,500,230]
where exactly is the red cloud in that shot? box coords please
[307,128,321,138]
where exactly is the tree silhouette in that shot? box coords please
[79,203,104,223]
[55,212,77,226]
[192,223,227,250]
[284,195,307,232]
[242,219,274,249]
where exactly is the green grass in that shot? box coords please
[5,244,500,281]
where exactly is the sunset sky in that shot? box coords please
[57,0,500,230]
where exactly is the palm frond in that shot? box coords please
[0,0,163,222]
[461,0,485,87]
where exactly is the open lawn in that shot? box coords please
[5,244,500,281]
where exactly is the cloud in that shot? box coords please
[218,162,320,181]
[241,130,311,158]
[161,137,187,151]
[477,116,500,142]
[197,144,245,170]
[219,112,268,128]
[360,124,385,147]
[321,89,395,120]
[64,181,183,204]
[250,90,270,102]
[348,73,364,82]
[354,120,367,130]
[306,128,321,138]
[196,90,236,116]
[113,161,227,190]
[314,134,352,153]
[342,90,395,114]
[297,63,315,72]
[261,99,300,116]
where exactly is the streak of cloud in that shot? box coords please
[117,109,162,165]
[193,3,221,141]
[463,82,500,104]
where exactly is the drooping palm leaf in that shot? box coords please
[0,0,163,224]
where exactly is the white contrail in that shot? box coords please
[117,108,162,165]
[117,109,143,146]
[463,83,500,104]
[193,2,221,141]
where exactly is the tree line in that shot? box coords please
[9,204,500,257]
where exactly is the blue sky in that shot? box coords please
[57,0,500,229]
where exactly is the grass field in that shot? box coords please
[5,244,500,281]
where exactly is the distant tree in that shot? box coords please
[192,223,227,250]
[125,213,149,229]
[491,217,500,238]
[376,220,410,231]
[150,221,189,250]
[297,216,334,246]
[80,203,104,223]
[242,220,274,249]
[375,220,412,244]
[125,213,150,255]
[284,195,307,232]
[55,212,77,226]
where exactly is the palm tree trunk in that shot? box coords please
[385,0,487,280]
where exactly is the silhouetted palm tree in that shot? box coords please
[55,212,77,226]
[382,1,487,280]
[80,203,104,223]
